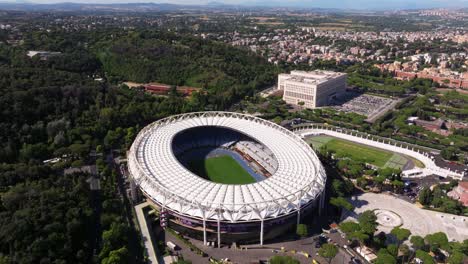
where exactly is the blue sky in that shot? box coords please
[5,0,468,9]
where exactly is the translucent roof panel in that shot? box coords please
[128,112,326,222]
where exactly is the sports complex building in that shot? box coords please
[128,112,327,246]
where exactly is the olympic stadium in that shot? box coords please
[127,112,327,246]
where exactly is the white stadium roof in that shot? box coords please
[128,112,326,222]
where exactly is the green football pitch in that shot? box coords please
[188,155,256,184]
[307,136,406,168]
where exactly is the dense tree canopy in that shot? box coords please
[96,31,277,110]
[0,27,277,264]
[0,173,93,263]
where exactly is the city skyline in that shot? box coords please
[1,0,468,10]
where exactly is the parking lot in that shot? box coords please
[330,92,400,122]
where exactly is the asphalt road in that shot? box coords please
[165,232,358,264]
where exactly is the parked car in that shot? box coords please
[350,257,362,264]
[166,241,178,251]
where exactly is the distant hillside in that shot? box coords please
[0,1,258,12]
[0,0,466,11]
[0,2,188,11]
[94,31,277,108]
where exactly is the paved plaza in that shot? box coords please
[342,192,468,242]
[174,234,353,264]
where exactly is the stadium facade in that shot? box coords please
[127,112,327,246]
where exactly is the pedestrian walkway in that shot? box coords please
[135,202,160,264]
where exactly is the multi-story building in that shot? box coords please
[278,70,347,109]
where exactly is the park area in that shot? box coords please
[306,136,410,169]
[188,155,256,184]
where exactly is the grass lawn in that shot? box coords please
[384,153,408,170]
[326,138,393,167]
[308,136,393,168]
[306,136,334,148]
[188,155,255,184]
[307,136,427,170]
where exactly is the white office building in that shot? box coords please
[278,70,347,109]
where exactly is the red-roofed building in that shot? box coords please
[448,182,468,206]
[395,71,417,80]
[144,83,200,96]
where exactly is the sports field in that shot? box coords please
[188,155,256,184]
[307,136,405,168]
[384,154,408,169]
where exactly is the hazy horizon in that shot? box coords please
[1,0,468,10]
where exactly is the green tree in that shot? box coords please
[96,144,104,154]
[358,210,378,236]
[375,251,396,264]
[269,255,300,264]
[425,232,449,252]
[0,253,10,264]
[356,176,369,189]
[272,116,283,124]
[332,180,344,196]
[391,227,411,246]
[373,232,387,248]
[387,244,398,257]
[101,247,129,264]
[339,221,369,246]
[99,222,129,260]
[450,240,468,255]
[296,224,308,238]
[331,179,353,197]
[339,221,360,234]
[399,244,411,264]
[392,180,404,193]
[19,143,49,161]
[349,231,369,247]
[411,235,426,251]
[441,147,458,161]
[374,175,386,190]
[318,243,338,264]
[69,143,89,159]
[447,251,465,264]
[419,187,433,206]
[330,197,354,211]
[416,250,435,264]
